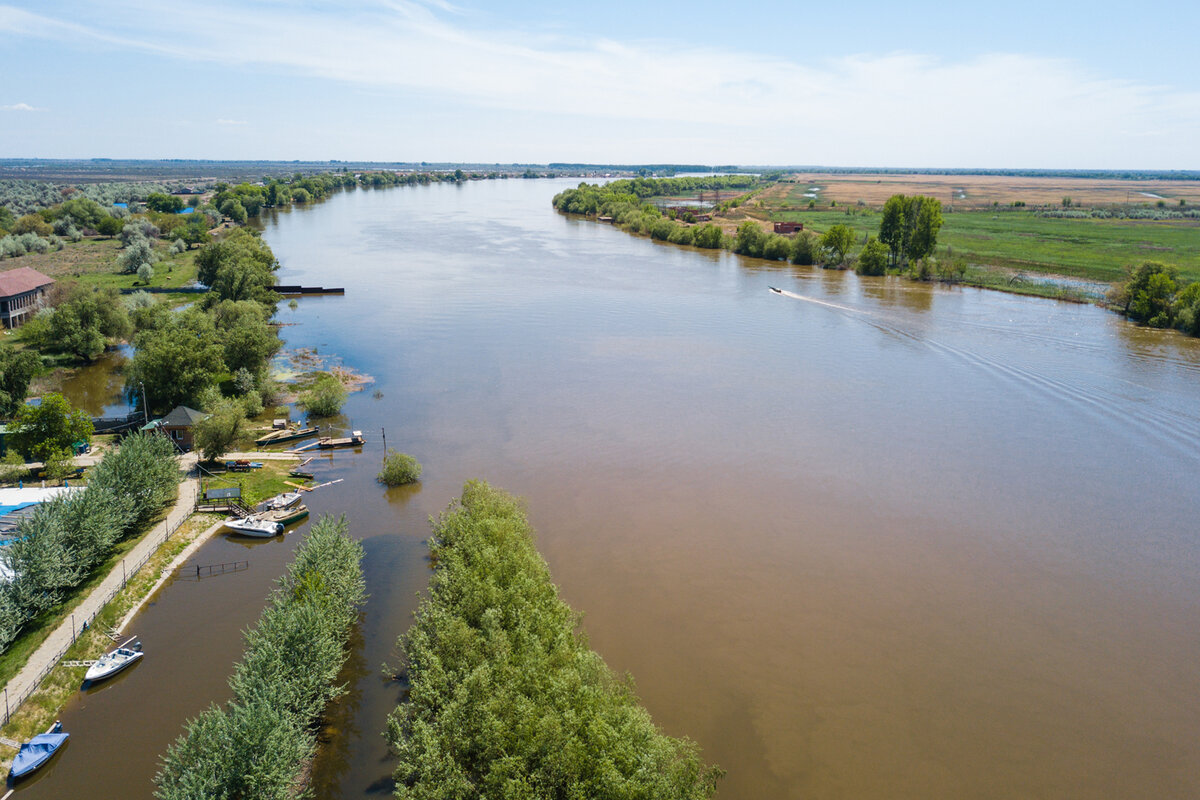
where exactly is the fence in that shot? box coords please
[2,483,194,726]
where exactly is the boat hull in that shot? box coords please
[223,518,284,537]
[10,730,68,780]
[84,648,143,682]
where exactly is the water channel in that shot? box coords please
[19,178,1200,798]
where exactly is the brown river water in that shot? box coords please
[16,179,1200,799]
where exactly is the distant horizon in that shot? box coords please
[1,157,1198,178]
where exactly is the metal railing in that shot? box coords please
[2,483,195,726]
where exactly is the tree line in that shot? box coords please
[154,516,365,799]
[387,480,723,799]
[0,433,181,653]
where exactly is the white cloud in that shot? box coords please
[1,102,39,111]
[216,118,248,126]
[2,1,1197,165]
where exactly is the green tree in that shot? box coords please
[299,374,346,417]
[95,214,125,238]
[192,401,241,463]
[46,287,132,362]
[126,311,226,413]
[13,214,52,236]
[196,229,278,306]
[1111,261,1178,327]
[146,193,184,213]
[856,236,889,276]
[733,221,766,257]
[1172,281,1200,336]
[820,224,856,265]
[210,299,281,374]
[789,231,819,265]
[0,349,41,418]
[10,392,93,463]
[378,449,421,486]
[907,197,944,263]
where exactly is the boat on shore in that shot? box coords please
[9,721,68,781]
[84,639,143,683]
[223,517,284,538]
[254,426,319,446]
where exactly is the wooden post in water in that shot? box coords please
[381,427,387,462]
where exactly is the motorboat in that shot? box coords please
[223,517,284,537]
[9,721,68,780]
[84,640,143,683]
[264,492,303,511]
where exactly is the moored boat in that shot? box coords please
[264,491,302,510]
[254,427,319,446]
[259,504,309,527]
[9,721,68,780]
[223,517,284,537]
[85,640,143,683]
[317,430,366,449]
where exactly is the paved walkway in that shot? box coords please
[2,455,199,723]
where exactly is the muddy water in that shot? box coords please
[20,179,1200,799]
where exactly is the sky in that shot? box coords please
[1,0,1198,168]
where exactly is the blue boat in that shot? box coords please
[9,721,68,780]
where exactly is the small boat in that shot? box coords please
[254,427,319,446]
[9,721,68,780]
[317,431,366,449]
[768,286,782,294]
[288,470,314,480]
[264,492,303,510]
[223,517,284,537]
[85,640,143,683]
[259,504,309,527]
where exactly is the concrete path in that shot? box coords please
[2,455,199,724]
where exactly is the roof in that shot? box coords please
[0,267,54,298]
[160,406,208,427]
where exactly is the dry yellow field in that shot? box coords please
[781,173,1200,209]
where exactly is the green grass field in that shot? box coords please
[770,209,1200,284]
[6,236,199,292]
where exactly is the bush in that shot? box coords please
[155,516,364,799]
[137,262,154,284]
[300,374,347,417]
[193,401,242,463]
[378,449,421,486]
[387,481,723,799]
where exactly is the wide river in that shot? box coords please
[22,178,1200,799]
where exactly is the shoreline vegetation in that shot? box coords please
[154,515,365,799]
[387,481,723,799]
[553,174,1199,335]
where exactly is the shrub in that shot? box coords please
[300,374,347,417]
[137,262,154,284]
[155,517,364,799]
[378,449,421,486]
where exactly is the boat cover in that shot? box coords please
[11,732,68,777]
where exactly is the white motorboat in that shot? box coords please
[264,491,303,510]
[85,640,144,682]
[224,517,284,537]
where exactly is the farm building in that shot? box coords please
[773,222,804,234]
[0,267,54,328]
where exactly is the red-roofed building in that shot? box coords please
[0,267,54,328]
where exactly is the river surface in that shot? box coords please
[21,179,1200,799]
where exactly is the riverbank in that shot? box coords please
[0,457,197,747]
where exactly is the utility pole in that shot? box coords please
[139,381,149,425]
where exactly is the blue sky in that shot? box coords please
[1,0,1197,168]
